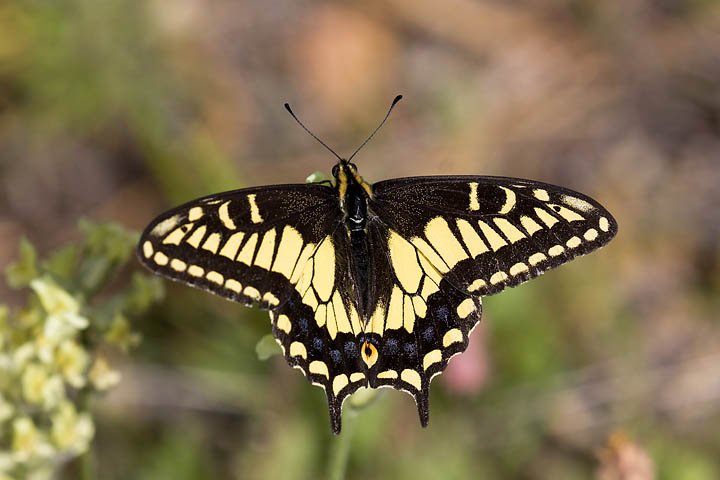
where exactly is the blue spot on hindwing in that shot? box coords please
[329,349,342,364]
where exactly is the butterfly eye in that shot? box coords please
[332,164,340,177]
[349,163,358,172]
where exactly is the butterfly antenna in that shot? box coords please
[348,94,402,162]
[284,103,343,162]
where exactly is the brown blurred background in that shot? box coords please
[2,0,720,478]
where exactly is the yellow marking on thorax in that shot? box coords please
[337,168,348,206]
[247,194,263,224]
[354,173,373,198]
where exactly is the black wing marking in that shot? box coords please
[371,176,618,297]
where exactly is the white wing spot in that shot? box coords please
[561,195,594,212]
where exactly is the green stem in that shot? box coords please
[327,389,381,480]
[327,411,358,480]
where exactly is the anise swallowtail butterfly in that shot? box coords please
[138,96,617,434]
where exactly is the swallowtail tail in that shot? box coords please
[138,96,617,434]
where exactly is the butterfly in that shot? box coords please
[137,96,617,434]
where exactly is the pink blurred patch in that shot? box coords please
[442,323,491,395]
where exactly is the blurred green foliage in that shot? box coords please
[0,222,163,479]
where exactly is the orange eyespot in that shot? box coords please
[361,341,378,368]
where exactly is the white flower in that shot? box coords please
[12,342,36,370]
[30,278,88,342]
[51,401,94,454]
[21,363,49,405]
[11,417,54,463]
[0,393,13,423]
[0,451,14,473]
[41,375,65,410]
[89,356,121,391]
[55,340,89,388]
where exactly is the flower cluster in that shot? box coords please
[0,222,163,480]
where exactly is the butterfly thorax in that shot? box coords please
[333,161,374,317]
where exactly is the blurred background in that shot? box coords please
[2,0,720,478]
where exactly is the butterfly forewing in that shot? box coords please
[371,176,618,297]
[138,184,342,309]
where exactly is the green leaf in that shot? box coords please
[255,334,282,361]
[5,237,39,288]
[42,243,78,282]
[77,219,138,294]
[124,273,165,315]
[306,171,331,184]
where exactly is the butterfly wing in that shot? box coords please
[138,183,342,309]
[371,176,618,296]
[362,176,617,424]
[138,183,368,433]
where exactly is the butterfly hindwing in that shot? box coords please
[269,226,368,434]
[362,219,482,426]
[370,176,618,297]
